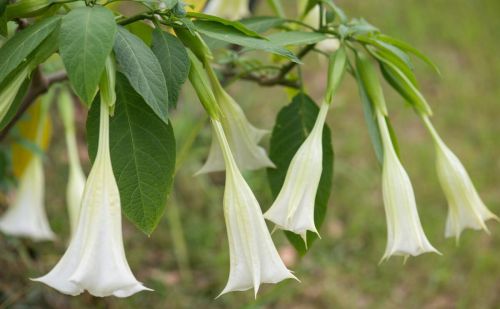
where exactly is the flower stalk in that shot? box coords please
[58,89,86,237]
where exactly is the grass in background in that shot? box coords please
[1,0,499,308]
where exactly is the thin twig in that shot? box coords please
[0,69,67,141]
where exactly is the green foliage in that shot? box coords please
[0,80,29,130]
[193,20,300,62]
[87,74,176,235]
[356,71,383,164]
[59,6,116,105]
[151,29,190,108]
[186,11,264,38]
[240,16,285,33]
[0,16,60,85]
[265,31,328,46]
[268,94,334,254]
[114,27,170,124]
[0,0,6,16]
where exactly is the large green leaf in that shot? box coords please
[114,27,169,124]
[0,15,8,38]
[377,34,440,75]
[0,0,6,36]
[0,16,60,85]
[193,20,299,62]
[265,31,328,46]
[187,12,264,38]
[355,71,383,164]
[59,6,116,105]
[0,0,6,16]
[240,16,285,33]
[267,93,334,255]
[151,29,189,108]
[87,74,176,235]
[0,79,29,130]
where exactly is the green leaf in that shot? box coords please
[0,0,6,16]
[0,16,60,85]
[193,20,299,63]
[0,14,7,37]
[376,52,432,115]
[267,93,334,255]
[356,35,417,85]
[240,16,285,33]
[125,21,153,45]
[0,79,29,130]
[377,34,441,75]
[114,27,169,124]
[186,12,264,39]
[151,29,189,108]
[355,71,383,164]
[87,74,176,235]
[265,31,328,46]
[60,6,116,105]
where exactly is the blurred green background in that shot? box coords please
[1,0,500,308]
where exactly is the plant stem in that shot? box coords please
[0,69,67,141]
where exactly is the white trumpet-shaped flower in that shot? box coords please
[376,111,439,261]
[33,102,150,297]
[204,0,250,20]
[0,156,56,241]
[422,116,498,241]
[211,119,296,297]
[264,103,329,242]
[197,67,275,174]
[58,91,86,236]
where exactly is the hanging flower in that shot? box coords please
[422,116,498,241]
[376,111,439,261]
[211,119,296,297]
[197,65,275,174]
[204,0,250,20]
[33,101,150,297]
[0,156,56,241]
[58,90,86,236]
[264,103,329,242]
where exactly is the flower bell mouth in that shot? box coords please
[196,65,275,174]
[0,98,55,242]
[211,119,297,297]
[0,156,56,241]
[422,116,499,242]
[33,101,151,298]
[376,111,440,261]
[204,0,250,20]
[264,102,329,243]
